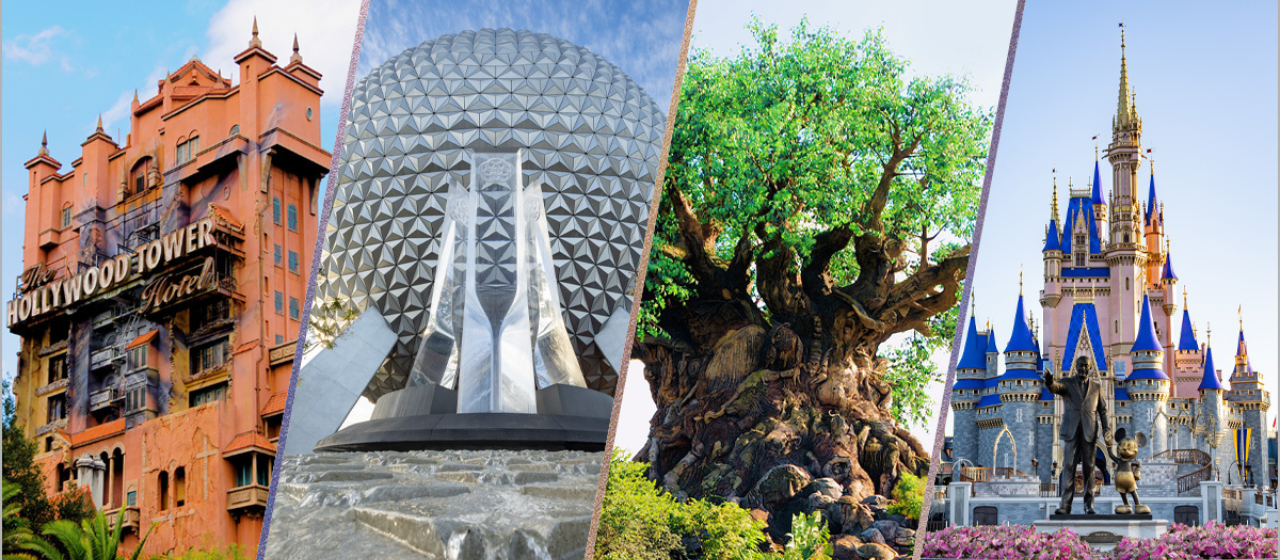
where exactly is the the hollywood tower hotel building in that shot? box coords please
[6,25,327,555]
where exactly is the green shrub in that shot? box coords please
[888,472,924,522]
[597,451,839,560]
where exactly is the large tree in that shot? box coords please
[634,21,989,540]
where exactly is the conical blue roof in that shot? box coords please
[1177,309,1198,351]
[957,316,988,370]
[1091,161,1105,205]
[1061,198,1102,255]
[1005,295,1038,353]
[986,326,998,354]
[1130,295,1163,353]
[1234,330,1251,375]
[1145,174,1159,224]
[1043,220,1061,252]
[1162,250,1178,281]
[1199,347,1225,391]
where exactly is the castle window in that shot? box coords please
[1125,278,1130,291]
[287,204,298,231]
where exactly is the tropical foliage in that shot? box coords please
[595,452,832,560]
[887,472,924,523]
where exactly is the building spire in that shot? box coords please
[1117,24,1134,127]
[290,33,303,64]
[249,16,263,48]
[96,114,103,132]
[39,130,49,156]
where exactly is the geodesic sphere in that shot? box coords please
[316,28,665,400]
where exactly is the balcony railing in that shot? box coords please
[90,347,120,370]
[1179,465,1212,494]
[105,506,140,533]
[89,387,121,411]
[35,418,68,437]
[226,484,269,512]
[36,378,69,396]
[37,339,69,357]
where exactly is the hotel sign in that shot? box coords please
[6,219,216,328]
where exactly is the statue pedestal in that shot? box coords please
[1032,515,1168,550]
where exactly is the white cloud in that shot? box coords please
[100,91,135,135]
[201,0,362,107]
[4,26,72,69]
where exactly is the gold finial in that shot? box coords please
[1207,323,1211,346]
[1051,176,1059,221]
[1117,23,1134,126]
[1019,266,1024,295]
[1183,286,1188,310]
[249,17,262,48]
[1238,305,1243,332]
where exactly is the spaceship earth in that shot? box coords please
[315,28,666,401]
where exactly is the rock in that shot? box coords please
[749,509,771,525]
[856,542,897,560]
[893,527,916,547]
[832,535,863,560]
[872,520,899,541]
[809,478,843,500]
[858,527,885,545]
[861,495,888,507]
[841,502,876,535]
[747,465,812,510]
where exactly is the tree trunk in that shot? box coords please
[634,286,932,550]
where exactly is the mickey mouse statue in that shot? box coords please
[1108,427,1150,515]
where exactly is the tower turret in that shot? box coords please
[1126,295,1170,458]
[1042,180,1063,315]
[1226,317,1270,487]
[997,290,1041,474]
[1107,28,1143,251]
[1171,290,1202,398]
[951,314,987,467]
[1197,335,1228,465]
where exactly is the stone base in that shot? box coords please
[1032,517,1169,550]
[1049,513,1152,521]
[313,383,614,452]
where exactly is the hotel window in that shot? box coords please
[288,250,299,273]
[127,491,136,507]
[176,136,199,163]
[158,472,169,511]
[61,206,72,229]
[192,338,230,375]
[189,382,227,408]
[288,204,298,231]
[174,467,186,507]
[273,197,281,225]
[229,124,240,137]
[191,299,230,331]
[46,394,67,423]
[258,455,272,486]
[48,354,67,383]
[234,460,253,487]
[127,345,147,370]
[274,244,283,267]
[275,291,284,315]
[131,158,151,195]
[289,297,300,320]
[276,334,284,344]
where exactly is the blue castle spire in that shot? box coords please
[1005,294,1038,353]
[1130,295,1163,353]
[1177,308,1198,351]
[957,315,987,370]
[1145,173,1160,224]
[1199,345,1225,391]
[1091,160,1105,205]
[1162,246,1178,281]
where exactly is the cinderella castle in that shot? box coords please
[939,31,1275,529]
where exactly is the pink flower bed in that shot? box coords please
[922,522,1278,560]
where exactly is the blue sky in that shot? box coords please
[358,0,690,113]
[611,0,1020,455]
[2,0,360,389]
[950,0,1278,435]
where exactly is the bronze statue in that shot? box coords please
[1043,356,1114,515]
[1108,428,1150,514]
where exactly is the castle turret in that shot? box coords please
[950,314,987,467]
[1042,180,1064,320]
[995,291,1040,474]
[1226,320,1270,487]
[1197,339,1228,476]
[1171,290,1203,398]
[1144,171,1166,288]
[1125,295,1170,458]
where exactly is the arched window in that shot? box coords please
[61,203,72,229]
[158,471,169,511]
[130,157,153,195]
[174,467,186,508]
[229,124,240,137]
[287,204,298,231]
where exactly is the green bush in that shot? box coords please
[888,472,924,522]
[597,451,832,560]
